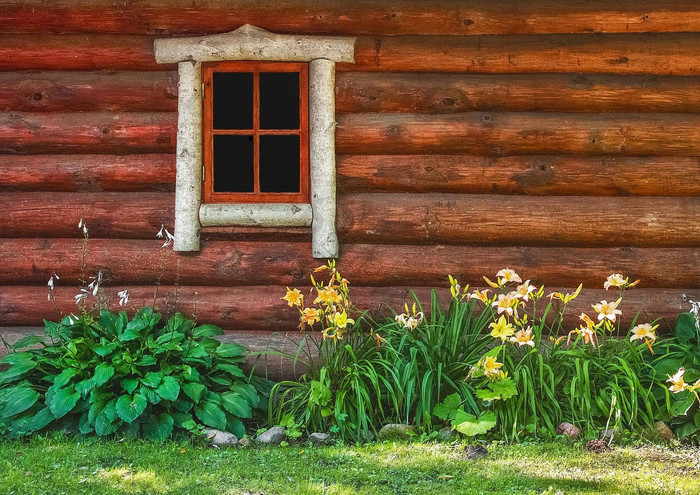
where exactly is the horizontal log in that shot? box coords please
[1,1,698,35]
[336,73,700,114]
[336,113,700,156]
[0,71,178,112]
[336,193,700,247]
[0,286,690,333]
[346,33,700,75]
[0,238,697,289]
[0,154,175,192]
[336,155,700,196]
[0,35,166,71]
[2,33,700,75]
[0,112,176,154]
[0,192,173,239]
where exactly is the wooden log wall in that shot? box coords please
[0,1,699,360]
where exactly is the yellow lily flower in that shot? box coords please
[481,355,504,380]
[510,327,535,347]
[469,289,492,304]
[604,273,640,291]
[489,316,515,341]
[282,287,304,307]
[492,293,520,317]
[299,307,320,329]
[630,322,658,353]
[333,310,355,329]
[667,368,688,393]
[514,280,537,301]
[548,283,583,304]
[592,298,622,323]
[314,287,342,305]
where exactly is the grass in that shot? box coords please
[1,437,699,494]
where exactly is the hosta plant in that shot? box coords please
[0,308,266,441]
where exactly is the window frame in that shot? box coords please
[202,61,310,204]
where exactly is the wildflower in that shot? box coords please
[47,273,59,301]
[567,325,596,348]
[117,289,130,307]
[373,332,387,347]
[282,287,304,307]
[484,268,522,289]
[510,327,535,347]
[156,225,175,247]
[448,275,468,300]
[333,310,354,329]
[548,284,583,304]
[667,368,688,393]
[87,271,102,297]
[314,264,329,273]
[394,303,424,330]
[299,307,320,328]
[514,280,537,301]
[489,316,515,341]
[492,293,520,317]
[592,298,622,322]
[604,273,640,291]
[78,218,88,235]
[74,288,89,305]
[314,287,342,305]
[468,289,492,304]
[630,322,658,353]
[480,355,504,380]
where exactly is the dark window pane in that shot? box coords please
[213,135,254,192]
[260,72,300,129]
[259,135,300,193]
[213,72,253,130]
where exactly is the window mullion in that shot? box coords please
[253,70,260,195]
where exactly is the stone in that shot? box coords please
[203,429,238,447]
[556,422,581,440]
[238,437,253,448]
[377,424,416,441]
[437,426,457,441]
[308,432,332,446]
[585,439,609,453]
[465,445,488,459]
[256,426,286,445]
[654,421,674,442]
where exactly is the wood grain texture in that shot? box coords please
[336,155,700,197]
[0,285,690,331]
[0,238,697,289]
[336,193,700,247]
[0,112,176,154]
[336,113,700,156]
[0,154,175,192]
[2,33,699,75]
[0,1,698,35]
[0,71,178,112]
[347,34,700,75]
[336,73,700,114]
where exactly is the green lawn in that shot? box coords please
[1,436,698,494]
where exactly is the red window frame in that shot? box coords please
[202,61,309,204]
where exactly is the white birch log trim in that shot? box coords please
[173,60,202,252]
[200,203,313,227]
[309,58,339,259]
[155,25,355,64]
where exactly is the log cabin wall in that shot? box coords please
[1,1,699,356]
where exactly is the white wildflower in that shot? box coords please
[75,288,89,304]
[118,289,130,307]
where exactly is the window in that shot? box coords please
[203,62,309,204]
[154,25,355,257]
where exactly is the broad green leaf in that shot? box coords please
[103,398,118,422]
[173,398,194,413]
[0,386,39,419]
[215,343,247,358]
[88,393,113,424]
[93,343,118,357]
[156,376,180,401]
[676,421,700,438]
[48,386,80,419]
[141,372,162,388]
[11,335,44,349]
[209,376,232,387]
[139,385,161,405]
[452,410,497,437]
[170,411,193,428]
[221,392,252,419]
[192,324,223,338]
[0,359,37,384]
[119,329,142,342]
[91,363,115,388]
[116,394,147,424]
[27,407,55,433]
[671,395,696,417]
[181,419,197,430]
[675,312,698,345]
[75,379,95,398]
[95,414,121,436]
[231,383,260,409]
[79,411,93,434]
[122,378,139,394]
[142,413,174,442]
[215,364,245,378]
[182,383,206,403]
[135,355,157,366]
[485,377,518,401]
[226,416,245,438]
[433,393,462,421]
[194,400,227,430]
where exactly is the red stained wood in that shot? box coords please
[347,33,700,75]
[0,192,173,239]
[0,112,176,154]
[1,33,699,75]
[0,154,175,192]
[0,285,690,331]
[0,1,698,36]
[336,155,700,197]
[1,238,698,290]
[336,193,700,247]
[336,73,700,114]
[0,71,177,113]
[335,113,700,156]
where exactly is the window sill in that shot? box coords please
[200,203,312,227]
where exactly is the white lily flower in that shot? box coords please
[118,289,130,306]
[162,228,174,247]
[74,288,89,304]
[157,224,165,238]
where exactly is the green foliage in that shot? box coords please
[0,308,267,441]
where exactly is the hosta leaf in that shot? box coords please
[231,383,261,409]
[671,395,696,417]
[192,324,223,338]
[135,355,157,366]
[48,386,80,419]
[11,335,44,350]
[75,379,95,398]
[216,364,245,378]
[209,376,232,387]
[182,383,206,403]
[194,400,227,430]
[0,359,37,384]
[433,393,462,421]
[156,376,180,401]
[92,363,115,388]
[139,385,161,405]
[142,413,174,442]
[173,398,194,413]
[675,312,698,345]
[141,372,162,388]
[171,411,193,428]
[116,394,147,424]
[215,343,247,358]
[221,392,252,419]
[79,411,93,434]
[0,386,39,419]
[119,329,142,342]
[676,421,700,438]
[225,416,245,438]
[28,407,55,433]
[93,342,118,357]
[95,414,121,436]
[122,378,139,394]
[452,410,497,437]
